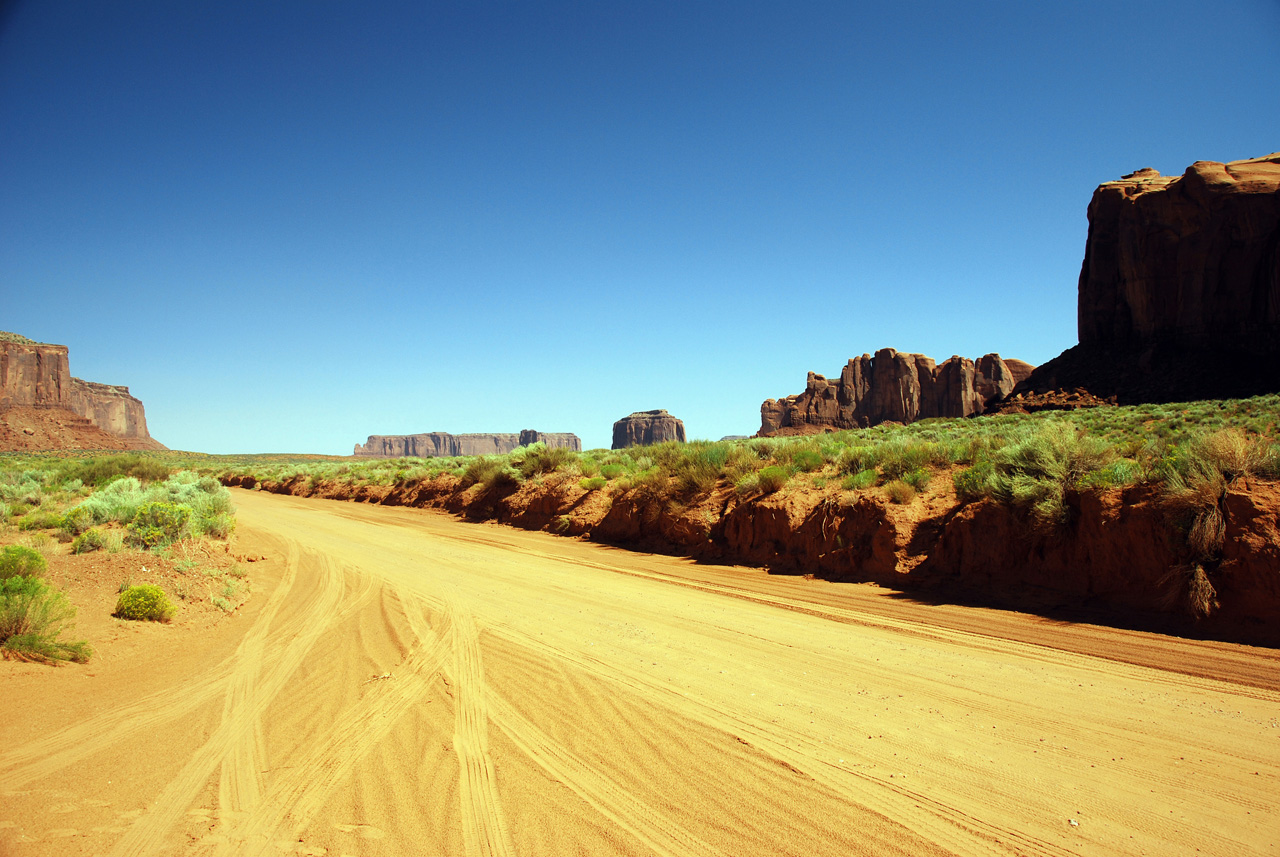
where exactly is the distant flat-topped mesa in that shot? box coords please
[612,410,686,449]
[353,429,581,458]
[1078,152,1280,356]
[760,349,1033,435]
[0,332,163,450]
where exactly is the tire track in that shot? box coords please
[485,690,728,857]
[484,623,1073,857]
[207,590,451,856]
[450,608,516,857]
[106,547,369,857]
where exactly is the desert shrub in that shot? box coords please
[57,454,171,487]
[127,501,192,549]
[515,444,576,479]
[0,576,91,663]
[0,545,47,580]
[883,480,916,505]
[60,505,94,537]
[71,528,108,554]
[838,446,879,475]
[460,457,505,489]
[791,449,825,473]
[1161,564,1220,619]
[757,466,789,494]
[902,467,930,492]
[988,421,1114,523]
[580,476,607,491]
[722,444,762,482]
[734,472,760,496]
[17,510,63,531]
[842,468,878,491]
[114,583,175,622]
[671,441,728,497]
[953,461,994,502]
[599,464,624,480]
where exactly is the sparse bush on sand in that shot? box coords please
[115,583,176,623]
[0,575,91,664]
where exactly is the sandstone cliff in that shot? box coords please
[760,349,1033,435]
[0,333,163,450]
[354,430,581,458]
[611,410,686,449]
[1018,152,1280,402]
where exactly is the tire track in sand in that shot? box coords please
[485,624,1074,857]
[485,690,728,857]
[106,547,371,857]
[207,590,451,856]
[450,608,516,857]
[0,536,309,792]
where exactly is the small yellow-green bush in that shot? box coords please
[114,584,175,622]
[0,545,46,580]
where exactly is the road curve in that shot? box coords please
[2,488,1277,856]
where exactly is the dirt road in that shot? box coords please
[3,489,1278,856]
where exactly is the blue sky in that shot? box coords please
[2,1,1277,454]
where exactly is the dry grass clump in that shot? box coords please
[882,480,916,505]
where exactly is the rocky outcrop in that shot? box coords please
[67,379,152,441]
[611,410,686,449]
[1017,152,1280,403]
[353,430,581,458]
[0,333,163,450]
[0,337,70,408]
[760,349,1033,435]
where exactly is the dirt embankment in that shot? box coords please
[220,471,1280,647]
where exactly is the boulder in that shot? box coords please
[611,410,686,449]
[353,430,581,458]
[759,349,1031,434]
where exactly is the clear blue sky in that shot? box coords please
[3,1,1277,454]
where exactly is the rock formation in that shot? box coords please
[0,333,163,450]
[612,410,686,449]
[354,430,581,458]
[1017,152,1280,402]
[760,349,1033,435]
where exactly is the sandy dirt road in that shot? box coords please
[2,489,1278,857]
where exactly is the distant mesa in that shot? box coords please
[612,410,686,449]
[353,429,580,458]
[760,350,1033,435]
[1017,151,1280,403]
[0,331,164,451]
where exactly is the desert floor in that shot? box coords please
[2,488,1278,857]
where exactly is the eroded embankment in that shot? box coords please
[219,472,1280,647]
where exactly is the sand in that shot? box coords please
[2,488,1277,856]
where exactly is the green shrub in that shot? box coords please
[127,501,192,549]
[515,444,576,479]
[57,454,171,487]
[791,449,825,473]
[580,476,607,491]
[600,464,624,480]
[17,510,63,531]
[952,461,994,502]
[0,576,91,664]
[842,468,878,491]
[757,466,789,494]
[902,467,930,492]
[734,473,760,496]
[0,545,46,580]
[114,584,175,622]
[883,480,916,505]
[60,505,94,537]
[71,528,108,554]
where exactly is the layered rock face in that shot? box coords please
[612,410,686,449]
[354,430,581,458]
[1079,153,1280,354]
[1021,152,1280,402]
[0,335,163,449]
[760,349,1033,434]
[0,339,70,408]
[67,379,152,441]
